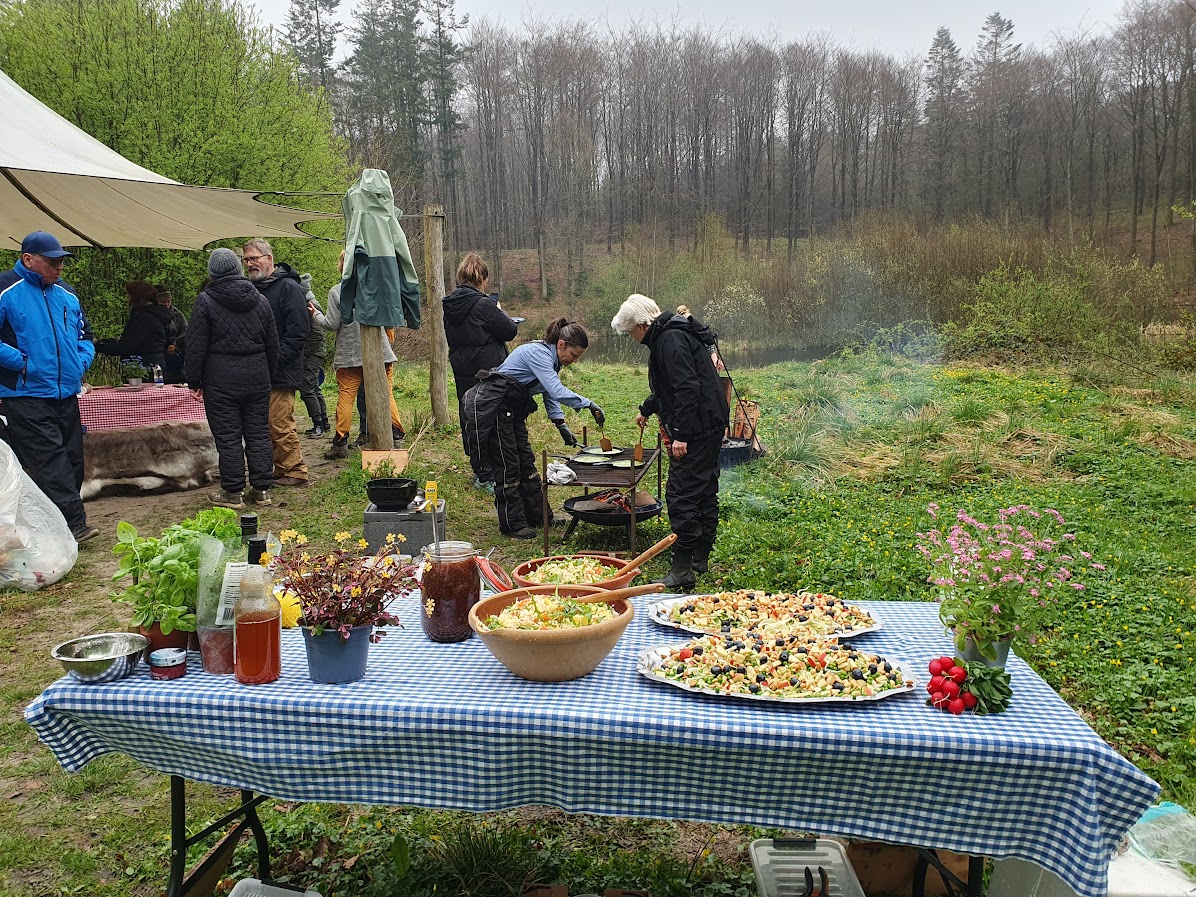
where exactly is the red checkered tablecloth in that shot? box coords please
[79,385,207,431]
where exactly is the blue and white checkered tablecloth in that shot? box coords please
[25,598,1157,897]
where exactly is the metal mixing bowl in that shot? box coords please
[51,632,149,683]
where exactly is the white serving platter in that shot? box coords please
[648,593,883,639]
[636,645,918,705]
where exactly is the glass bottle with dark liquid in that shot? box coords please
[234,538,281,684]
[421,541,480,642]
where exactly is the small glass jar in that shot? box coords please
[420,541,480,643]
[150,647,188,680]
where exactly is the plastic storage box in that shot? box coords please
[229,879,322,897]
[750,838,865,897]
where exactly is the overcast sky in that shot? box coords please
[250,0,1127,58]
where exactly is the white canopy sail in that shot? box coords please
[0,68,339,251]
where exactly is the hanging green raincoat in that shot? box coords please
[341,169,421,328]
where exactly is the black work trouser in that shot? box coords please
[488,409,544,534]
[664,431,722,555]
[454,372,490,482]
[2,396,87,529]
[203,383,273,493]
[299,355,329,427]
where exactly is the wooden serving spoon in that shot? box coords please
[633,422,645,463]
[611,532,678,578]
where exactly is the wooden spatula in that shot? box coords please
[599,426,613,452]
[633,422,645,463]
[610,532,678,578]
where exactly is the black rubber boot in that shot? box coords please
[657,549,696,592]
[692,547,711,575]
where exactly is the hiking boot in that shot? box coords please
[325,436,349,460]
[274,476,309,487]
[72,525,101,543]
[246,488,272,506]
[393,426,406,443]
[655,549,696,592]
[353,432,368,447]
[472,477,496,494]
[505,527,539,540]
[210,489,245,509]
[304,424,326,438]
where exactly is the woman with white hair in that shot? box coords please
[612,294,729,589]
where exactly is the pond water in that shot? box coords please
[585,338,838,369]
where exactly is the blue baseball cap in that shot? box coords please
[20,231,73,259]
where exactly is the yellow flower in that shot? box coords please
[351,586,362,597]
[358,538,369,550]
[424,597,435,616]
[258,552,271,565]
[280,529,299,542]
[386,533,396,544]
[278,591,301,628]
[335,531,351,542]
[301,552,311,563]
[295,534,308,545]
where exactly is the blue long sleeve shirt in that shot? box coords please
[496,340,592,421]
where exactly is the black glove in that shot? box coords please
[552,419,578,447]
[589,403,606,427]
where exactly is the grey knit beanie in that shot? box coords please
[208,248,242,278]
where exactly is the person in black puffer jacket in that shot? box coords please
[185,249,279,508]
[243,239,311,487]
[96,280,174,370]
[612,293,729,591]
[442,253,518,489]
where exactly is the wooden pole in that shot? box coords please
[424,204,451,426]
[360,323,392,451]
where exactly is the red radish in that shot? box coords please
[947,697,966,714]
[949,666,967,684]
[962,691,978,709]
[931,691,948,708]
[942,680,961,699]
[939,655,956,670]
[928,660,944,676]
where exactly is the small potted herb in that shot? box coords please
[111,521,197,654]
[121,356,149,386]
[272,530,416,683]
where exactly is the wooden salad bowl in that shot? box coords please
[467,583,658,682]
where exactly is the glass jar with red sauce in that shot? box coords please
[234,565,281,684]
[420,541,479,643]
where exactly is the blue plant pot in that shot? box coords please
[302,624,372,684]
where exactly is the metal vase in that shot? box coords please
[962,636,1013,668]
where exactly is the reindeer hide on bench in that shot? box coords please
[82,421,219,499]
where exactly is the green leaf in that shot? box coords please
[390,833,411,876]
[116,521,138,543]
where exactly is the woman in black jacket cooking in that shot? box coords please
[185,248,279,509]
[442,253,518,491]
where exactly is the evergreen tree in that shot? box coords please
[924,26,965,218]
[284,0,343,92]
[422,0,466,242]
[341,0,427,184]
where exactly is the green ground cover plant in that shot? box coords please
[2,352,1193,896]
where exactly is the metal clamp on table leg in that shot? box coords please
[167,775,272,897]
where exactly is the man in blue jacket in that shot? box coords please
[0,232,99,542]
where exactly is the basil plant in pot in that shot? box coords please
[272,529,417,684]
[916,503,1105,666]
[111,521,198,654]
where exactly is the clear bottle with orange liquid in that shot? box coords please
[234,539,280,685]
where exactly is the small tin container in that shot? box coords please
[149,647,188,681]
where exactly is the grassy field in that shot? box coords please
[1,351,1193,896]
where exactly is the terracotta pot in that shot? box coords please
[139,621,190,661]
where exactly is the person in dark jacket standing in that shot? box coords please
[442,253,517,491]
[243,239,310,487]
[462,318,603,540]
[96,280,173,371]
[0,231,98,542]
[185,249,279,508]
[613,294,729,590]
[297,272,330,437]
[155,286,187,384]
